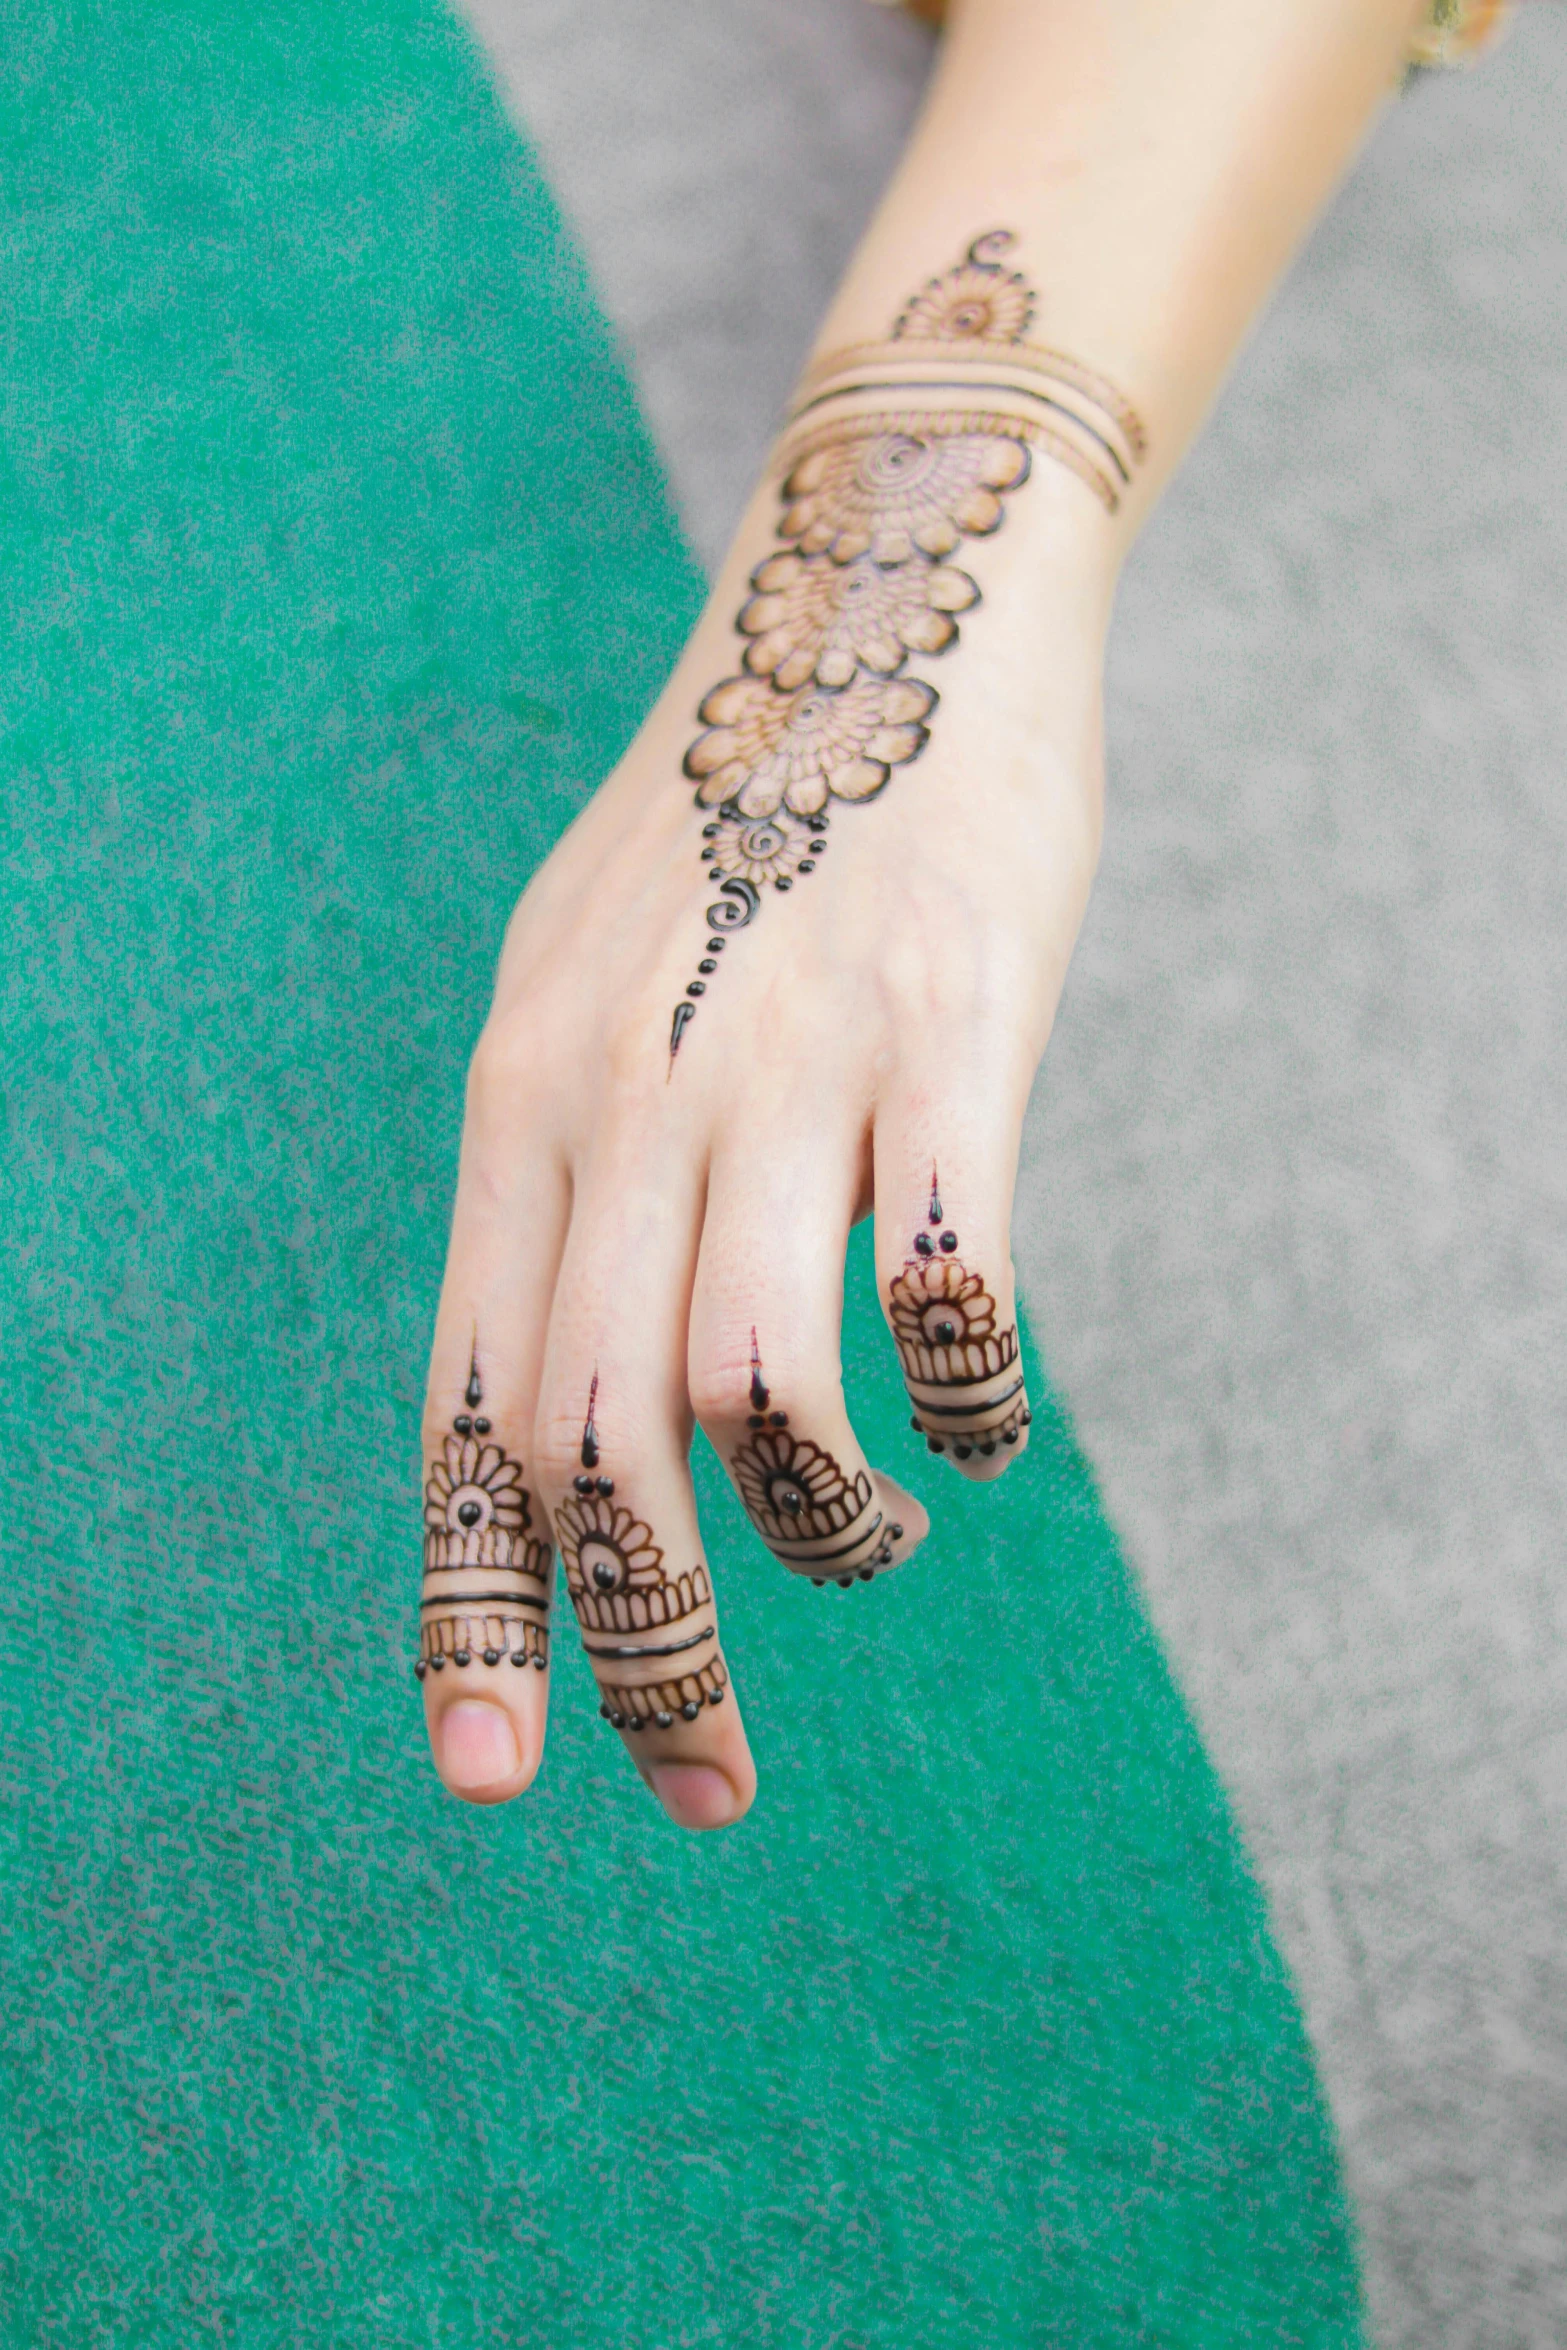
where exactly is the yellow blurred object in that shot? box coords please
[869,0,1515,67]
[1406,0,1512,65]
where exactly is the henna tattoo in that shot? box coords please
[668,231,1146,1056]
[893,1173,1031,1460]
[559,1382,729,1733]
[416,1349,552,1679]
[730,1333,905,1587]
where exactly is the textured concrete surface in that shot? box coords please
[455,5,1567,2342]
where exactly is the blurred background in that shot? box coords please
[457,4,1567,2345]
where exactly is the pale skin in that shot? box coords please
[421,0,1430,1828]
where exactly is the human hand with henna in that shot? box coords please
[416,0,1431,1829]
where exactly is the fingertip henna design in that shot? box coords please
[417,1349,553,1681]
[667,232,1146,1061]
[730,1340,902,1586]
[893,1177,1030,1459]
[557,1381,731,1733]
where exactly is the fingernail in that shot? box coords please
[437,1700,521,1793]
[646,1762,739,1832]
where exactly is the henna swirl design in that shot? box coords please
[416,1350,552,1680]
[667,231,1146,1063]
[559,1380,729,1733]
[893,1175,1031,1461]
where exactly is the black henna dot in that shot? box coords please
[812,1578,825,1587]
[954,1445,973,1461]
[532,1653,547,1670]
[626,1716,645,1733]
[837,1576,852,1588]
[687,981,705,997]
[430,1654,446,1672]
[512,1650,529,1667]
[681,1701,701,1721]
[483,1647,500,1666]
[700,846,717,860]
[599,1702,611,1719]
[859,1569,874,1582]
[933,1320,957,1345]
[939,1232,958,1253]
[979,1442,996,1457]
[1020,1409,1033,1426]
[454,1648,471,1666]
[702,822,720,836]
[707,937,725,952]
[699,959,716,974]
[774,877,792,892]
[573,1474,593,1495]
[747,1414,764,1429]
[596,1475,614,1497]
[609,1711,626,1729]
[655,1711,673,1729]
[890,1524,904,1540]
[453,1414,472,1435]
[414,1659,427,1680]
[910,1415,922,1432]
[926,1437,944,1454]
[769,1410,788,1427]
[798,860,815,874]
[456,1501,482,1527]
[914,1233,935,1257]
[708,1688,726,1706]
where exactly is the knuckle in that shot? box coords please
[465,1019,535,1134]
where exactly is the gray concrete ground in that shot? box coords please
[455,4,1567,2341]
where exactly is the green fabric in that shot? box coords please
[0,3,1364,2342]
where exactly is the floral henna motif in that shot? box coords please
[892,1176,1031,1462]
[779,431,1029,566]
[730,1334,903,1587]
[668,232,1146,1059]
[687,672,935,818]
[416,1350,552,1680]
[559,1381,729,1734]
[738,550,977,690]
[892,227,1035,343]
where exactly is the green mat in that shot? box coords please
[0,4,1364,2341]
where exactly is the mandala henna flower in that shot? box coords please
[780,430,1030,565]
[893,257,1033,345]
[705,811,815,888]
[889,1257,1019,1386]
[423,1432,546,1571]
[557,1495,711,1634]
[738,551,979,689]
[732,1429,874,1546]
[557,1496,663,1600]
[685,672,935,817]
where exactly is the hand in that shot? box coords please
[410,0,1421,1827]
[415,231,1123,1827]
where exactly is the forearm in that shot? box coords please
[816,0,1424,529]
